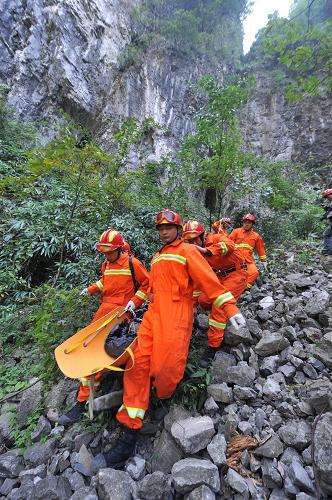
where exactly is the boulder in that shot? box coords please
[0,451,24,478]
[17,379,43,427]
[278,421,311,451]
[226,468,249,495]
[150,430,183,474]
[34,475,72,499]
[23,439,57,467]
[254,435,284,459]
[206,433,227,466]
[255,332,290,357]
[184,484,216,499]
[223,362,256,387]
[96,468,134,500]
[207,383,233,403]
[313,411,332,495]
[171,416,215,454]
[172,458,220,494]
[136,471,172,500]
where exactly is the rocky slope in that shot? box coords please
[0,258,331,499]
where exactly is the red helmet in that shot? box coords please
[122,241,131,254]
[97,230,124,252]
[242,213,256,222]
[182,220,205,240]
[322,189,332,198]
[155,209,182,227]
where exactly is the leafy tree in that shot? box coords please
[249,0,332,101]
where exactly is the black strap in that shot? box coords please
[128,255,139,292]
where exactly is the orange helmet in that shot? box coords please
[97,229,125,253]
[155,209,182,227]
[182,220,205,240]
[322,188,332,198]
[242,213,256,222]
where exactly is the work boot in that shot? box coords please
[58,401,86,426]
[199,346,219,368]
[92,428,138,472]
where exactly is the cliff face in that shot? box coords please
[0,0,227,157]
[0,1,330,170]
[242,70,331,169]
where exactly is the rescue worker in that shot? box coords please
[211,217,232,235]
[58,229,149,426]
[229,214,267,289]
[322,189,332,256]
[182,220,247,366]
[92,209,246,470]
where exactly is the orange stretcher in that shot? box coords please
[54,306,137,379]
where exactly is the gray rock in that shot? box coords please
[45,378,70,411]
[125,455,146,480]
[34,475,72,499]
[247,318,262,337]
[23,439,57,467]
[305,379,332,413]
[302,363,318,380]
[0,451,24,478]
[288,459,316,494]
[62,469,85,491]
[163,404,191,433]
[204,397,219,416]
[184,484,216,499]
[259,296,275,309]
[150,429,183,474]
[238,421,253,435]
[280,447,303,466]
[278,421,311,451]
[18,379,43,426]
[19,464,47,482]
[302,446,313,466]
[262,378,281,400]
[71,444,94,477]
[226,468,249,494]
[295,494,316,500]
[269,488,289,499]
[223,326,253,346]
[261,458,283,488]
[305,289,329,316]
[70,487,98,500]
[31,416,52,443]
[7,480,35,499]
[93,391,123,411]
[260,356,279,376]
[207,434,227,466]
[96,468,134,500]
[211,352,237,383]
[74,432,94,451]
[197,313,209,330]
[254,435,284,458]
[286,274,313,288]
[278,363,296,380]
[137,471,172,500]
[207,383,233,403]
[255,332,290,357]
[223,362,256,387]
[313,411,332,495]
[172,458,220,494]
[0,413,12,446]
[0,478,18,496]
[233,385,257,401]
[171,416,215,454]
[284,475,300,496]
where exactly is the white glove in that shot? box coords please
[261,261,268,270]
[229,312,246,331]
[124,300,136,313]
[80,288,89,296]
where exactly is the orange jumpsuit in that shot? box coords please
[77,253,149,402]
[195,233,247,347]
[116,238,238,429]
[229,227,266,288]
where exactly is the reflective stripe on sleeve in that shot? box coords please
[213,291,234,307]
[235,243,253,251]
[219,241,228,255]
[104,269,132,276]
[135,290,147,300]
[96,280,103,291]
[192,290,202,298]
[259,255,267,261]
[152,253,187,266]
[208,318,226,329]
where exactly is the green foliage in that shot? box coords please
[9,406,43,449]
[130,0,249,62]
[250,0,332,101]
[179,75,254,220]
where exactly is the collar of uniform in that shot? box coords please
[105,252,128,267]
[159,238,182,253]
